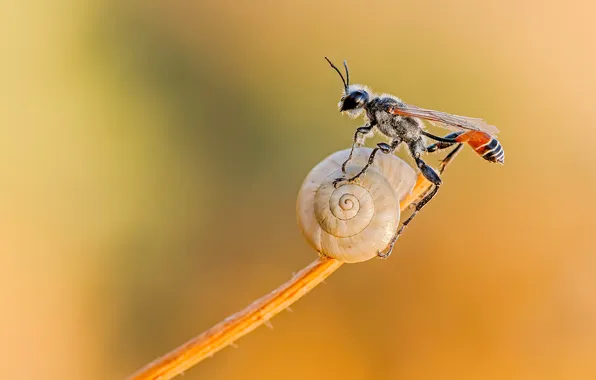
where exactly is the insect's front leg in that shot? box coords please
[378,139,442,258]
[334,138,401,188]
[341,123,374,173]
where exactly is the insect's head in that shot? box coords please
[325,57,370,115]
[340,88,370,112]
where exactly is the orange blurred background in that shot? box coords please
[2,1,596,379]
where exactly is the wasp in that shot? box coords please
[325,57,504,258]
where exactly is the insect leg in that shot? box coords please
[438,143,464,174]
[426,141,453,153]
[378,140,442,258]
[341,123,374,173]
[423,130,465,172]
[411,143,464,213]
[333,138,400,187]
[423,131,463,153]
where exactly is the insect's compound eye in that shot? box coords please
[340,90,369,111]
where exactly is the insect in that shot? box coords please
[325,57,504,258]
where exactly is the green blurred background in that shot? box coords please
[2,1,596,379]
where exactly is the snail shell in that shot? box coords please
[296,147,417,263]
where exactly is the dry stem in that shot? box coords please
[128,175,434,380]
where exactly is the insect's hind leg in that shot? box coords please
[378,183,441,258]
[424,130,465,173]
[378,140,442,258]
[438,143,463,174]
[412,142,463,212]
[424,131,464,153]
[426,140,456,154]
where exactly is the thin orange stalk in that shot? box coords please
[128,174,434,380]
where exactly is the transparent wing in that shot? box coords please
[389,103,499,134]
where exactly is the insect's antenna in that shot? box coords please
[325,57,348,91]
[343,61,350,86]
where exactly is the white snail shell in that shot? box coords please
[296,147,417,263]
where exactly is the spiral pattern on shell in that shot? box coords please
[314,183,373,238]
[296,148,417,263]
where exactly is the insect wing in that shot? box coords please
[389,103,499,134]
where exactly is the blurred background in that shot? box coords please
[2,0,596,379]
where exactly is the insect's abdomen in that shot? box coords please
[453,131,504,164]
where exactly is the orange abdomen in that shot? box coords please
[455,131,504,164]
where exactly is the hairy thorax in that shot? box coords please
[366,96,424,143]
